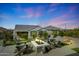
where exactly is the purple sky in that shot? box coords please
[0,3,79,29]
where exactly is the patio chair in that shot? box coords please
[15,43,33,56]
[43,46,51,53]
[53,41,63,48]
[47,39,58,48]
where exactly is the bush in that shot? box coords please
[2,39,16,46]
[59,31,64,37]
[72,48,79,53]
[31,31,37,39]
[53,34,57,38]
[43,31,48,39]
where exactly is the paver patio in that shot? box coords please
[24,37,79,56]
[0,37,79,56]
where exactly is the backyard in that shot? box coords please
[0,27,79,56]
[0,36,79,56]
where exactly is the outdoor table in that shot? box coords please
[31,41,50,54]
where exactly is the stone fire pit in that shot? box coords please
[31,39,50,54]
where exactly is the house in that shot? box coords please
[13,25,62,43]
[13,25,41,43]
[38,26,61,35]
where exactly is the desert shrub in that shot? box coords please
[72,48,79,53]
[43,31,48,39]
[53,34,57,38]
[31,31,37,39]
[59,31,64,36]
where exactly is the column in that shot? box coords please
[28,31,31,39]
[13,31,20,43]
[13,31,16,40]
[37,31,39,37]
[13,31,18,41]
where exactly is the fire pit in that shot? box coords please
[31,38,50,54]
[35,38,44,45]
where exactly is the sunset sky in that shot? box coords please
[0,3,79,29]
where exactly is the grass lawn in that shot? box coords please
[72,48,79,53]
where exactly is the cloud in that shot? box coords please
[14,5,44,19]
[20,7,42,19]
[35,12,41,18]
[24,8,33,14]
[20,12,42,19]
[47,3,59,13]
[20,14,33,19]
[46,19,79,29]
[48,8,57,13]
[0,14,11,20]
[68,6,78,13]
[19,8,34,19]
[40,13,79,29]
[40,14,69,27]
[49,15,76,25]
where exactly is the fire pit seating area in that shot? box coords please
[13,25,62,55]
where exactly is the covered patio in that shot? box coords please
[13,25,61,43]
[13,25,41,43]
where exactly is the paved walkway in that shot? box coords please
[0,45,16,56]
[27,44,76,56]
[44,45,76,56]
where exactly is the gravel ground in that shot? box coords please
[0,45,16,56]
